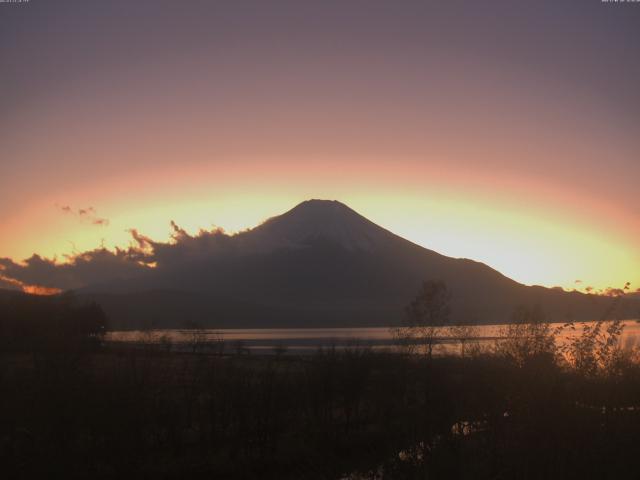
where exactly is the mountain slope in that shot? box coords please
[82,200,637,329]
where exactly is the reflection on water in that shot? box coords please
[106,320,640,355]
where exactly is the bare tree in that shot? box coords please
[560,283,630,377]
[448,323,479,359]
[495,304,558,366]
[183,321,208,354]
[394,280,451,359]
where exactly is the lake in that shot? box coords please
[106,319,640,355]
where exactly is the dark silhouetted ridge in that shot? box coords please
[78,200,637,329]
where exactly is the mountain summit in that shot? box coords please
[247,200,397,252]
[83,200,630,329]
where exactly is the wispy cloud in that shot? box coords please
[57,204,110,227]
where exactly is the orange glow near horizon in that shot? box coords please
[1,2,638,295]
[2,159,638,293]
[0,274,62,296]
[22,285,63,296]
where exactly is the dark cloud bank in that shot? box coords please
[0,223,231,291]
[0,219,635,297]
[1,200,636,299]
[2,200,637,330]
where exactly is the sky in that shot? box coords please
[0,0,639,293]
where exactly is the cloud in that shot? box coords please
[148,223,229,268]
[0,221,234,292]
[128,228,154,250]
[77,207,95,216]
[0,274,23,291]
[0,247,148,291]
[0,268,61,295]
[603,287,626,297]
[1,218,638,299]
[57,204,110,227]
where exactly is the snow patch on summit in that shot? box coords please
[240,200,397,253]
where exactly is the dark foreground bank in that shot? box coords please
[2,290,640,479]
[2,343,640,479]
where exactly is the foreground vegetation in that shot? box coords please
[2,288,640,479]
[2,341,640,478]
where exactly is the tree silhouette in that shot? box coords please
[394,280,451,359]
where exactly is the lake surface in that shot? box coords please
[106,319,640,355]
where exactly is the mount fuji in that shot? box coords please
[83,200,632,329]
